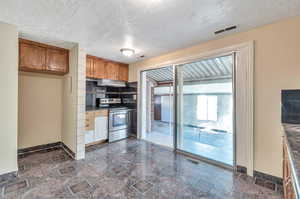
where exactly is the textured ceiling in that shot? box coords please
[0,0,299,63]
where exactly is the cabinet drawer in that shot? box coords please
[94,110,108,117]
[109,129,128,142]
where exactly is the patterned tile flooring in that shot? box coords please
[0,138,282,199]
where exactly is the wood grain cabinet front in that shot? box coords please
[106,61,119,80]
[94,58,107,79]
[19,41,46,71]
[86,56,94,78]
[85,112,95,131]
[283,137,296,199]
[86,54,128,81]
[19,39,69,75]
[118,63,129,81]
[46,48,69,74]
[94,110,108,117]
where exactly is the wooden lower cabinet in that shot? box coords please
[283,138,296,199]
[85,111,95,131]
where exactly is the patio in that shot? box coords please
[145,121,233,165]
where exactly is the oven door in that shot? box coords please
[109,111,129,131]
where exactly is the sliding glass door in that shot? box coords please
[175,55,234,167]
[140,66,174,148]
[139,54,235,167]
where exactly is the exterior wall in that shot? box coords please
[182,94,232,131]
[62,44,86,159]
[129,16,300,177]
[18,72,63,149]
[161,96,172,123]
[158,94,232,131]
[0,22,18,175]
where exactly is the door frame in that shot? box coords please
[137,41,254,176]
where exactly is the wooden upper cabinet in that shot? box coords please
[19,39,69,75]
[86,54,129,81]
[94,58,107,79]
[106,61,119,80]
[19,41,46,71]
[86,56,94,78]
[46,48,68,74]
[118,64,129,81]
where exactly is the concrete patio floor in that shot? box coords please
[145,121,233,165]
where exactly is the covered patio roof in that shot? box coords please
[146,55,233,82]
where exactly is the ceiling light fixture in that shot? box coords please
[120,48,135,57]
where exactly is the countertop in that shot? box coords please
[282,123,300,198]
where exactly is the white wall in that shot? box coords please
[62,44,86,160]
[62,45,78,153]
[0,22,18,175]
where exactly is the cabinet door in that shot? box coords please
[283,138,296,199]
[106,61,119,80]
[85,112,95,131]
[95,116,108,141]
[118,64,129,81]
[85,130,95,144]
[86,56,94,78]
[46,48,69,74]
[94,58,107,79]
[19,42,46,71]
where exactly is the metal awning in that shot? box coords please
[146,55,233,82]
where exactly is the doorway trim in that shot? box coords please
[137,41,254,176]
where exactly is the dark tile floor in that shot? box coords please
[0,138,282,199]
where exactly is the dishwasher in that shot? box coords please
[95,115,108,141]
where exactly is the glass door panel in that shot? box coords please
[140,66,174,148]
[175,55,234,166]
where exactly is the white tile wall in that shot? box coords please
[75,46,86,160]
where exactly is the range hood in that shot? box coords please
[92,79,126,87]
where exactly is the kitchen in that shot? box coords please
[1,1,300,198]
[17,38,137,155]
[85,55,137,145]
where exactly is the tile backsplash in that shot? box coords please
[282,89,300,124]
